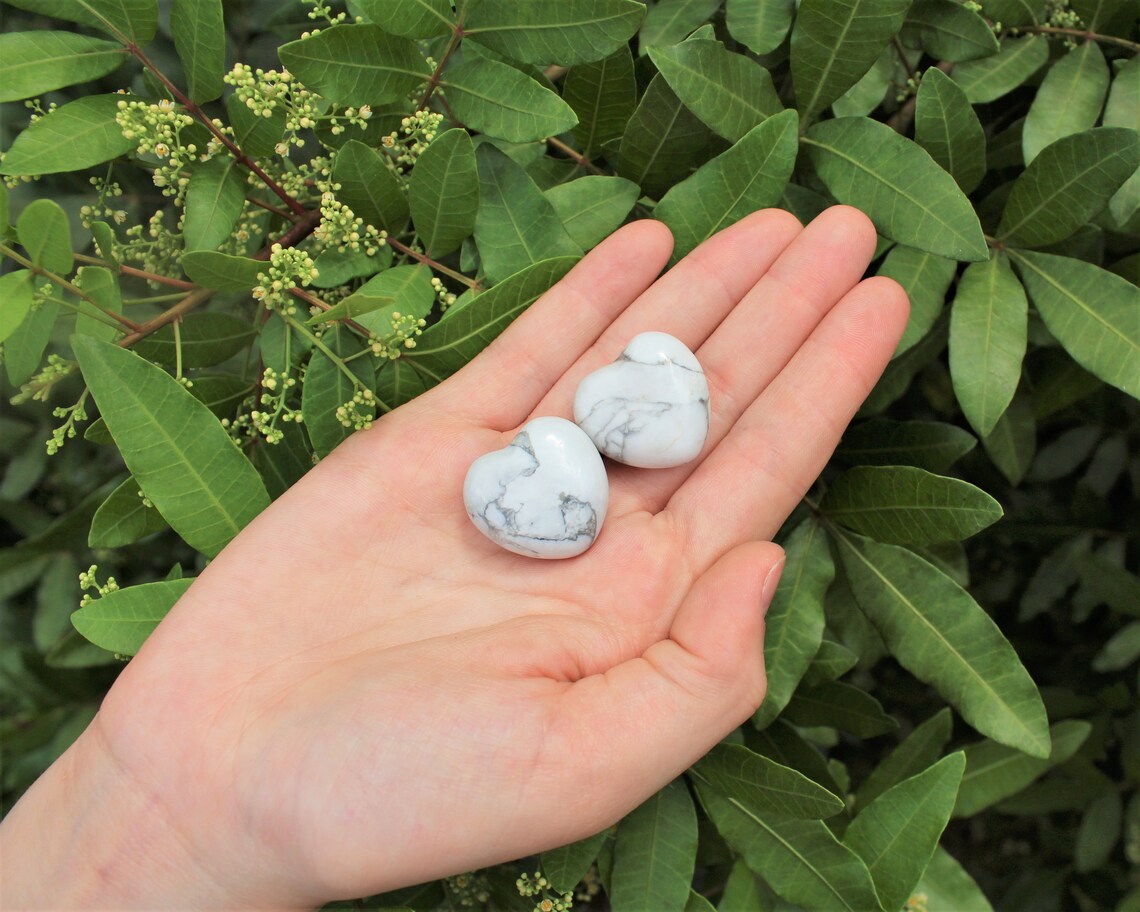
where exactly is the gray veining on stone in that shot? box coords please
[574,332,710,468]
[463,416,609,559]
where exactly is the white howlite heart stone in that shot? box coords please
[463,416,609,559]
[574,331,710,468]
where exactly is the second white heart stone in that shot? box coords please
[463,416,609,559]
[573,331,710,468]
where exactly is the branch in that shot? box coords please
[1011,25,1140,52]
[888,60,954,134]
[385,236,480,289]
[117,288,213,348]
[418,24,465,110]
[546,136,606,175]
[73,253,196,289]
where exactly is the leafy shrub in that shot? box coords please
[1,0,1138,909]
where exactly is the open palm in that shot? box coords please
[11,206,908,909]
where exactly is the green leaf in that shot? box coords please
[1104,54,1140,130]
[855,708,954,810]
[474,144,581,283]
[953,719,1091,817]
[876,244,957,355]
[74,265,122,342]
[187,374,251,419]
[17,199,73,274]
[952,34,1048,104]
[0,94,135,176]
[822,465,1003,545]
[311,246,390,289]
[353,0,453,37]
[726,0,795,54]
[1075,790,1122,872]
[182,158,245,253]
[616,74,711,199]
[696,788,881,912]
[904,0,999,61]
[981,384,1035,485]
[227,93,286,159]
[442,57,578,143]
[1092,621,1140,672]
[753,519,832,729]
[72,580,193,655]
[72,337,269,557]
[5,299,59,386]
[373,358,431,411]
[803,117,988,261]
[648,39,782,143]
[689,743,845,819]
[564,47,637,158]
[133,313,255,369]
[278,25,430,108]
[171,0,225,103]
[949,252,1028,437]
[345,265,435,337]
[464,0,646,65]
[998,127,1140,247]
[782,680,900,738]
[791,0,912,122]
[639,0,723,50]
[802,638,859,686]
[544,176,639,249]
[0,31,127,103]
[837,418,976,472]
[610,779,697,912]
[832,48,897,117]
[408,128,478,257]
[655,110,798,263]
[914,67,986,193]
[832,528,1051,757]
[88,476,167,548]
[333,140,409,235]
[1022,41,1109,164]
[181,251,262,292]
[0,271,34,343]
[915,847,994,911]
[1009,249,1139,399]
[983,0,1045,25]
[845,754,965,912]
[2,0,158,44]
[300,326,374,459]
[541,830,609,894]
[307,291,396,326]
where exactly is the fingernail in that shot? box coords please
[760,556,786,616]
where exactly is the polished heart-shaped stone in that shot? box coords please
[573,331,710,468]
[463,416,609,559]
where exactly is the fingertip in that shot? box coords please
[857,274,912,343]
[812,205,879,261]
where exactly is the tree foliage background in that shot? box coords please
[0,0,1138,909]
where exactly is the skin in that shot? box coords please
[0,206,908,910]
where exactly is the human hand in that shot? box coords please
[0,206,908,909]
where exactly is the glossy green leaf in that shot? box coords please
[17,199,73,274]
[616,74,711,199]
[334,140,409,235]
[610,778,697,912]
[639,0,723,50]
[791,0,912,122]
[72,337,269,557]
[474,144,581,283]
[541,829,609,894]
[187,375,251,419]
[544,176,639,249]
[72,579,192,655]
[0,271,34,344]
[832,528,1051,757]
[0,94,135,176]
[876,245,957,355]
[409,257,577,380]
[1010,249,1139,399]
[689,743,845,820]
[442,58,578,143]
[133,313,255,369]
[181,251,262,292]
[74,265,122,342]
[952,35,1048,104]
[5,299,59,386]
[998,127,1140,246]
[182,158,245,253]
[564,47,637,158]
[648,39,782,142]
[1022,41,1109,164]
[0,31,127,103]
[278,25,430,107]
[754,519,832,729]
[905,0,999,61]
[782,680,900,738]
[953,719,1091,817]
[914,67,986,193]
[949,252,1028,437]
[915,847,994,911]
[373,358,431,412]
[844,753,965,912]
[408,129,478,257]
[802,638,859,686]
[822,465,1003,545]
[838,418,976,472]
[697,787,881,912]
[3,0,157,43]
[171,0,224,103]
[310,246,389,289]
[803,117,988,261]
[726,0,794,54]
[353,0,453,37]
[855,708,954,810]
[981,384,1035,485]
[464,0,645,65]
[301,326,374,459]
[88,476,167,548]
[655,110,798,262]
[832,48,896,117]
[345,265,435,338]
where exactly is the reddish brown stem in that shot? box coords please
[385,235,479,289]
[117,288,213,348]
[546,136,605,175]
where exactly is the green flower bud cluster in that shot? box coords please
[121,209,185,286]
[252,366,302,444]
[79,176,127,228]
[79,564,119,608]
[1,100,52,187]
[445,872,491,908]
[116,98,217,204]
[516,872,574,912]
[312,186,387,255]
[253,244,319,314]
[430,276,457,309]
[47,393,89,456]
[302,0,349,26]
[380,108,445,169]
[367,310,426,360]
[1045,0,1083,29]
[334,388,375,430]
[11,352,71,406]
